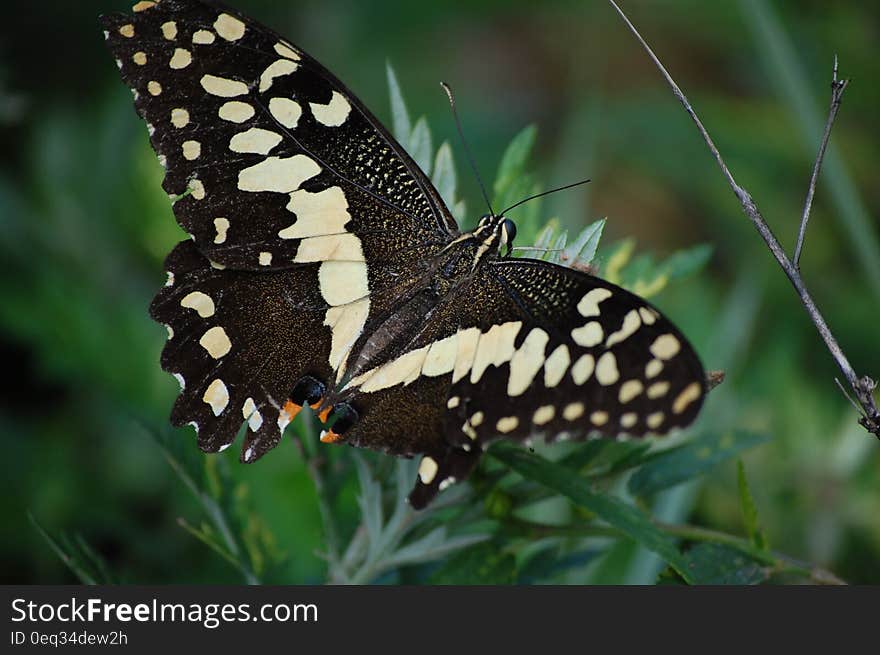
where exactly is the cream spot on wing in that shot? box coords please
[165,271,174,287]
[193,29,215,44]
[214,13,246,41]
[199,326,232,359]
[209,260,224,269]
[166,325,174,339]
[647,412,665,429]
[619,379,644,403]
[507,328,549,396]
[274,42,301,60]
[280,187,351,238]
[147,80,162,96]
[533,405,555,425]
[650,334,681,360]
[639,307,658,325]
[310,91,352,127]
[259,59,298,92]
[201,74,248,98]
[595,352,619,386]
[590,411,609,426]
[229,127,282,155]
[571,321,603,348]
[438,477,456,492]
[173,372,185,390]
[470,322,522,384]
[259,252,272,266]
[119,24,135,38]
[647,381,670,399]
[496,416,519,433]
[577,288,613,317]
[269,97,302,129]
[470,412,484,426]
[446,396,460,409]
[219,100,255,123]
[323,297,369,372]
[170,107,190,128]
[544,344,571,388]
[621,413,638,429]
[158,154,167,168]
[318,261,368,305]
[133,1,156,11]
[571,353,595,385]
[605,309,641,348]
[202,379,229,416]
[213,217,230,244]
[563,402,585,421]
[359,346,429,393]
[418,456,438,484]
[180,291,215,318]
[422,333,459,377]
[672,382,702,414]
[646,359,663,379]
[462,422,477,440]
[242,397,264,432]
[133,51,147,65]
[452,327,481,384]
[238,155,321,193]
[182,140,201,160]
[169,48,192,69]
[160,21,177,40]
[295,234,364,263]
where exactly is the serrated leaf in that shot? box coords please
[602,238,635,284]
[381,530,489,571]
[432,142,457,208]
[408,117,433,177]
[429,542,517,584]
[567,218,605,266]
[737,461,768,551]
[493,125,537,211]
[354,454,384,561]
[628,431,770,497]
[663,243,713,280]
[489,443,692,582]
[385,62,411,144]
[681,543,769,585]
[547,231,567,263]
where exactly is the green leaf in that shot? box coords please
[628,431,770,497]
[408,117,433,176]
[489,443,693,582]
[737,460,768,551]
[28,513,114,584]
[354,454,384,561]
[566,218,605,267]
[493,124,537,211]
[385,61,411,143]
[663,243,713,281]
[429,542,517,584]
[432,141,457,207]
[680,543,769,585]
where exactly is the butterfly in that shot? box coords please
[100,0,706,508]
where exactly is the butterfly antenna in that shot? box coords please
[500,178,592,216]
[441,82,495,216]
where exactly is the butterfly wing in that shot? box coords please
[343,257,707,507]
[102,0,459,459]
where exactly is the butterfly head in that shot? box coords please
[476,214,517,257]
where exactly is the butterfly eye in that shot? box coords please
[500,218,517,254]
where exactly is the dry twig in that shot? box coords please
[606,0,879,437]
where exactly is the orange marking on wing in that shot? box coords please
[320,429,342,443]
[281,400,302,422]
[317,406,332,423]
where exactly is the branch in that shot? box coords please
[793,56,849,268]
[607,0,879,438]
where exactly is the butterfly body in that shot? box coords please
[102,0,707,508]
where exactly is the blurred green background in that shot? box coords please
[1,0,878,584]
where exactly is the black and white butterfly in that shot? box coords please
[101,0,707,508]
